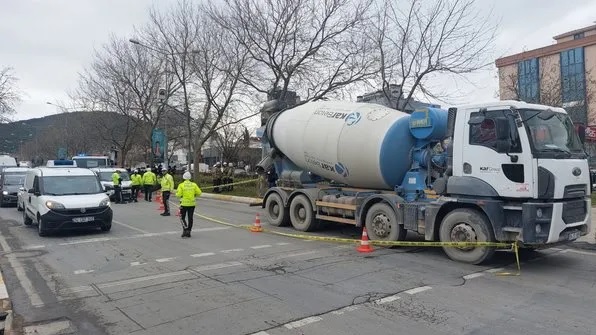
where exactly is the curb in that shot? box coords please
[0,268,17,334]
[200,193,262,205]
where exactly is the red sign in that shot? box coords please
[586,126,596,142]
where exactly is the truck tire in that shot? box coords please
[289,195,317,232]
[439,208,496,265]
[23,209,33,226]
[265,193,289,226]
[365,202,406,241]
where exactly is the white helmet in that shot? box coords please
[228,163,234,167]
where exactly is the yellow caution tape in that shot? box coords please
[200,179,260,191]
[170,201,521,276]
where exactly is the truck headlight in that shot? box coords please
[45,200,65,209]
[99,198,110,207]
[2,191,7,195]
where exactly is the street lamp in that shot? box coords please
[128,38,199,171]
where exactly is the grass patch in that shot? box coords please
[173,173,264,198]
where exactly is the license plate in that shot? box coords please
[73,217,94,223]
[568,231,581,240]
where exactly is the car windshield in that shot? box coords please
[3,174,26,186]
[98,172,130,181]
[520,109,586,158]
[73,158,107,168]
[41,176,103,195]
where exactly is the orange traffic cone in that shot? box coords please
[155,192,162,203]
[250,213,263,232]
[356,227,374,253]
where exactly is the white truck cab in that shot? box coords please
[22,162,113,236]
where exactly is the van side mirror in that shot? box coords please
[27,188,35,194]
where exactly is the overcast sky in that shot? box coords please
[2,0,596,124]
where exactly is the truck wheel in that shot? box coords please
[265,193,289,226]
[23,209,33,225]
[439,209,496,265]
[289,195,317,232]
[365,203,406,241]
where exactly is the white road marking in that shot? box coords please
[220,248,244,253]
[284,316,323,329]
[59,237,113,246]
[191,261,243,272]
[484,267,505,273]
[190,252,216,258]
[463,273,484,280]
[156,257,177,263]
[130,262,146,266]
[565,249,596,256]
[331,306,359,315]
[112,220,150,234]
[404,286,432,295]
[23,245,45,250]
[73,269,94,275]
[250,332,270,335]
[0,235,44,307]
[250,245,272,249]
[98,270,190,289]
[375,295,401,304]
[275,242,291,246]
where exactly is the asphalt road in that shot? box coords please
[0,197,594,335]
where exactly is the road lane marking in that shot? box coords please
[23,245,45,250]
[375,295,401,304]
[331,306,359,315]
[0,235,44,307]
[284,316,323,329]
[74,269,94,275]
[156,257,177,263]
[485,267,505,273]
[220,248,244,253]
[463,273,484,280]
[275,242,291,246]
[250,245,272,249]
[250,332,270,335]
[191,261,243,272]
[130,262,146,266]
[112,220,150,234]
[190,252,215,258]
[404,286,432,295]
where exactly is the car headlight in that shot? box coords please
[45,200,65,209]
[99,198,110,207]
[2,191,7,195]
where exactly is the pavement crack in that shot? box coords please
[116,307,145,331]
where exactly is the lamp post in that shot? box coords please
[129,38,198,172]
[46,101,71,159]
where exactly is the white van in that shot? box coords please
[0,155,17,168]
[22,164,113,236]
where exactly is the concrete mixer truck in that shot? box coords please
[256,99,591,264]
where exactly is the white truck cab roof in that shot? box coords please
[453,100,567,114]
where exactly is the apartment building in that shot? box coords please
[495,24,596,141]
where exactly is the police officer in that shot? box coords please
[111,170,123,204]
[160,169,174,216]
[222,162,230,192]
[176,171,202,237]
[227,163,235,191]
[142,168,157,201]
[130,170,142,202]
[212,162,222,193]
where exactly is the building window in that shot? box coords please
[517,58,540,103]
[573,32,584,40]
[560,47,586,123]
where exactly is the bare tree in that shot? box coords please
[205,0,378,105]
[0,66,21,122]
[371,0,497,110]
[211,121,250,164]
[73,35,169,165]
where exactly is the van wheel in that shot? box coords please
[38,218,48,236]
[439,209,496,265]
[23,209,33,225]
[101,224,112,232]
[365,203,406,241]
[265,193,289,226]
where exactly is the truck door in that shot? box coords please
[459,109,534,198]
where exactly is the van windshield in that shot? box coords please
[3,174,26,186]
[41,176,103,195]
[98,172,130,182]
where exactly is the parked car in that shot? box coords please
[90,168,133,202]
[22,161,112,236]
[0,167,29,207]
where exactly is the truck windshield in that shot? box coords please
[520,109,586,159]
[41,176,103,195]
